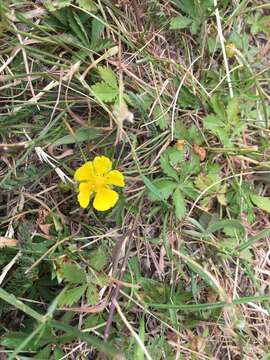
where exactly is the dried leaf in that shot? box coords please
[0,237,18,248]
[193,144,206,161]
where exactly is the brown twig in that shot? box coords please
[130,0,143,32]
[103,214,140,341]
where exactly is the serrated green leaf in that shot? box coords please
[98,66,118,89]
[72,9,90,45]
[60,263,86,284]
[160,154,179,181]
[76,0,97,11]
[91,82,118,103]
[170,16,192,30]
[167,146,185,165]
[148,179,177,202]
[172,188,186,220]
[91,18,105,46]
[52,127,101,146]
[86,284,99,305]
[153,104,169,130]
[250,194,270,213]
[58,285,87,306]
[89,247,108,271]
[67,9,89,46]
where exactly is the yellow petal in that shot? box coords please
[77,183,93,208]
[105,170,125,187]
[74,161,93,181]
[93,187,119,211]
[93,156,112,175]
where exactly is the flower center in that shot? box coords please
[93,175,106,190]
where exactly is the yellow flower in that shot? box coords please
[74,156,125,211]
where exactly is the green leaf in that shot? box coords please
[148,179,177,202]
[205,219,246,236]
[153,104,169,130]
[166,146,185,165]
[250,15,270,34]
[67,9,89,46]
[89,247,108,271]
[160,154,179,181]
[76,0,97,11]
[238,229,270,253]
[210,96,226,120]
[86,284,99,305]
[91,18,105,47]
[34,345,51,359]
[0,332,29,348]
[174,122,204,145]
[60,263,86,284]
[169,16,192,30]
[250,194,270,213]
[51,320,123,357]
[45,0,71,11]
[195,172,220,192]
[91,82,118,103]
[135,318,145,360]
[98,66,118,89]
[204,114,224,131]
[142,175,171,207]
[52,128,101,147]
[172,188,186,220]
[227,97,239,123]
[58,285,87,306]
